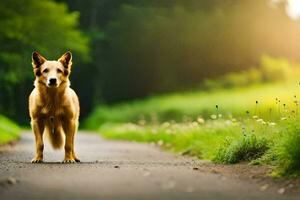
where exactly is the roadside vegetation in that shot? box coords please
[85,59,300,177]
[0,115,20,145]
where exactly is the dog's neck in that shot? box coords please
[34,79,70,102]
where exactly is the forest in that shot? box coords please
[1,0,299,124]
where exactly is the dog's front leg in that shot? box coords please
[62,120,76,163]
[31,119,45,163]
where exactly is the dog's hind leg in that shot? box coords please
[31,119,45,163]
[72,120,80,162]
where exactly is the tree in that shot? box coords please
[0,0,90,123]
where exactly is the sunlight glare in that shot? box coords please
[286,0,300,20]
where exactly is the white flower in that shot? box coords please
[138,120,146,126]
[211,114,217,119]
[191,122,198,127]
[157,140,164,146]
[162,122,170,128]
[268,122,276,126]
[197,117,205,124]
[256,119,264,123]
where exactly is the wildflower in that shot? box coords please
[162,122,170,128]
[138,119,146,126]
[151,128,158,134]
[268,122,276,126]
[218,114,222,118]
[210,114,217,120]
[281,117,287,121]
[225,120,232,125]
[192,122,198,126]
[252,115,258,119]
[166,129,172,134]
[256,119,263,122]
[197,117,205,124]
[231,118,237,122]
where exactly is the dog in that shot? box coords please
[29,51,80,163]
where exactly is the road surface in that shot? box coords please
[0,131,298,200]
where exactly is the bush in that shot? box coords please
[213,133,269,164]
[0,115,20,144]
[203,55,292,90]
[271,118,300,176]
[203,68,262,90]
[260,55,290,82]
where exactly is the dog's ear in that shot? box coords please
[58,51,72,69]
[32,51,46,76]
[32,51,46,67]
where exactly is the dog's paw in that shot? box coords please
[62,159,76,164]
[31,158,43,163]
[75,157,81,163]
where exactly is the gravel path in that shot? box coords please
[0,131,298,200]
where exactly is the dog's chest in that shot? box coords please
[40,102,64,116]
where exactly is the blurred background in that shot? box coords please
[1,0,300,124]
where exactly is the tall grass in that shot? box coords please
[267,118,300,177]
[0,115,20,145]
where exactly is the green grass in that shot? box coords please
[85,82,300,129]
[266,118,300,177]
[99,117,300,176]
[100,120,242,159]
[86,81,300,176]
[0,115,20,145]
[213,133,269,164]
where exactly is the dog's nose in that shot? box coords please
[49,78,57,85]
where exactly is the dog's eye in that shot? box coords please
[43,69,49,73]
[57,69,63,73]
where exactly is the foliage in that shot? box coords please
[0,115,20,145]
[59,0,300,105]
[267,118,300,176]
[0,0,89,122]
[100,120,242,160]
[260,55,291,83]
[87,80,300,176]
[203,55,293,90]
[98,118,275,164]
[213,134,269,164]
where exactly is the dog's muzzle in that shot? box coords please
[48,78,57,86]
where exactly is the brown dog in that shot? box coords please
[29,51,80,163]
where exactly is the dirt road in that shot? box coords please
[0,131,298,200]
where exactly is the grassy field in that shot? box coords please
[85,81,300,176]
[85,81,300,128]
[0,115,20,145]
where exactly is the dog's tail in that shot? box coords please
[46,126,64,149]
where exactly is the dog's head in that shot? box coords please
[32,51,72,88]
